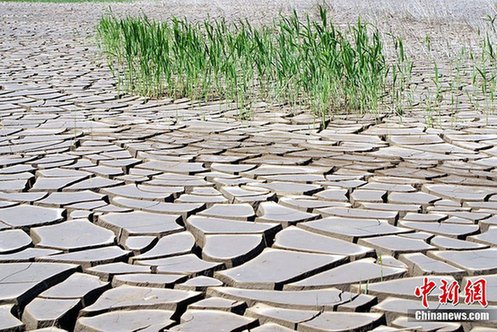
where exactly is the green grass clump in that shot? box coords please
[97,7,390,120]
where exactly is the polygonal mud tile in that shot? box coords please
[208,286,360,311]
[278,197,350,212]
[336,292,377,312]
[314,188,348,201]
[398,231,433,241]
[284,258,406,291]
[138,160,207,174]
[175,276,223,291]
[243,165,332,178]
[316,207,398,224]
[137,183,185,198]
[273,226,373,260]
[351,189,386,204]
[22,298,80,331]
[422,183,495,203]
[358,235,436,257]
[187,296,246,313]
[189,187,223,196]
[300,216,412,242]
[36,191,105,207]
[75,309,175,332]
[86,262,152,281]
[0,179,29,192]
[435,199,462,207]
[377,255,408,269]
[100,184,176,201]
[0,247,62,263]
[388,134,443,145]
[31,176,87,192]
[350,276,456,302]
[0,263,77,309]
[82,165,124,178]
[196,154,246,164]
[401,212,447,222]
[135,254,224,276]
[256,202,318,226]
[245,155,311,165]
[148,172,210,188]
[466,201,497,211]
[80,285,201,316]
[359,202,421,216]
[320,178,367,190]
[298,311,385,332]
[123,236,157,254]
[211,176,260,187]
[112,273,187,288]
[245,303,319,329]
[65,200,107,212]
[258,174,326,183]
[220,186,270,200]
[215,248,346,290]
[198,203,255,221]
[398,220,479,238]
[31,219,115,252]
[399,252,466,276]
[36,169,91,178]
[371,297,425,323]
[68,210,92,219]
[428,248,497,275]
[185,215,280,247]
[430,235,488,250]
[430,210,489,222]
[97,211,183,239]
[64,177,123,191]
[361,182,416,193]
[39,272,109,306]
[388,191,440,206]
[0,204,64,228]
[0,304,24,331]
[131,231,194,262]
[202,234,265,267]
[38,246,129,268]
[0,200,19,209]
[99,158,141,169]
[468,226,497,246]
[0,229,32,254]
[246,182,322,196]
[170,309,257,331]
[176,193,229,207]
[111,196,203,221]
[211,163,256,174]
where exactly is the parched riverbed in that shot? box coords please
[1,1,497,331]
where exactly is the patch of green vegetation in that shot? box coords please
[98,6,497,123]
[97,7,396,122]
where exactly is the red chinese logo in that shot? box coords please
[465,279,488,307]
[415,277,488,309]
[414,277,436,309]
[439,279,460,305]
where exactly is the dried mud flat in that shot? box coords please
[1,1,497,331]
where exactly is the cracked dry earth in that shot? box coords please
[2,2,497,332]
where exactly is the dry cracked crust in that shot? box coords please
[1,1,497,331]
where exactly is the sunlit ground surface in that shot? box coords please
[1,1,497,331]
